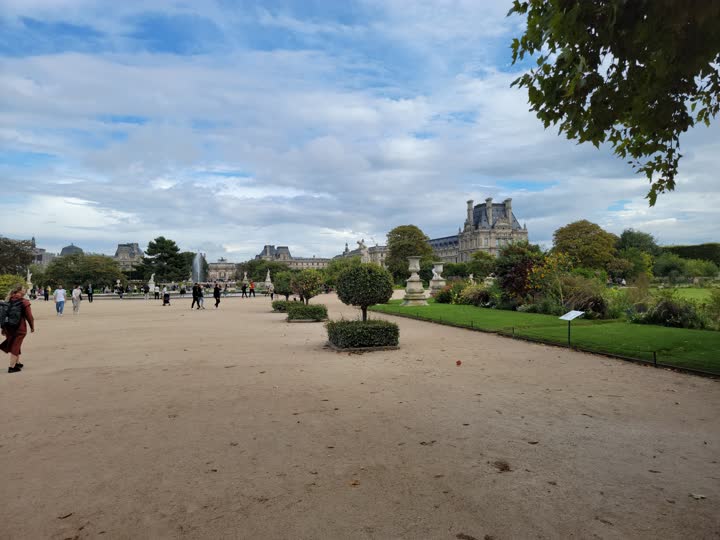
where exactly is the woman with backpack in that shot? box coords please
[1,284,35,374]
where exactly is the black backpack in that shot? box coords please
[0,299,24,330]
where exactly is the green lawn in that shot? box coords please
[650,287,715,302]
[370,300,720,374]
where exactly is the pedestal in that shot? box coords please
[402,256,428,306]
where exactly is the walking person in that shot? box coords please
[71,284,82,315]
[241,282,248,298]
[154,284,160,300]
[143,284,150,300]
[197,285,206,309]
[213,282,221,308]
[1,284,35,373]
[249,280,256,298]
[87,283,94,303]
[191,283,199,309]
[162,286,171,306]
[268,282,275,301]
[53,284,67,316]
[44,286,50,302]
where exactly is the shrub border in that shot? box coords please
[325,341,399,352]
[368,307,719,379]
[287,318,328,323]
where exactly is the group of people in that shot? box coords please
[189,283,223,309]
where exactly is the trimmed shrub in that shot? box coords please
[336,264,394,321]
[291,269,324,304]
[633,298,705,329]
[272,300,289,312]
[326,319,399,348]
[287,303,328,321]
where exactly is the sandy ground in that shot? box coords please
[1,292,718,540]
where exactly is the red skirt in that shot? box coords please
[0,331,26,356]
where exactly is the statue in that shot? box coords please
[264,269,272,289]
[242,271,249,284]
[357,239,370,263]
[150,273,155,283]
[469,274,475,284]
[26,268,32,286]
[429,262,446,294]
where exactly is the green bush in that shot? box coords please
[457,284,491,307]
[633,298,706,329]
[272,300,289,312]
[336,264,394,321]
[291,269,324,304]
[326,319,399,348]
[434,280,466,304]
[700,288,720,330]
[0,274,24,299]
[287,302,328,321]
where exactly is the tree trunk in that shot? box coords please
[362,306,367,321]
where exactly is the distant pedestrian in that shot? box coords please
[180,286,186,297]
[191,283,199,309]
[162,286,171,306]
[1,284,35,373]
[213,282,221,308]
[268,282,275,300]
[87,283,94,303]
[197,285,205,309]
[223,284,228,297]
[143,284,150,300]
[53,285,67,316]
[71,285,82,315]
[154,285,160,300]
[44,286,50,302]
[241,283,248,298]
[249,281,256,298]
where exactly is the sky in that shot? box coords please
[1,0,719,262]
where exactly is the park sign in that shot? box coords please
[559,310,585,346]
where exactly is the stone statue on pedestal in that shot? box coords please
[264,269,272,289]
[429,262,446,294]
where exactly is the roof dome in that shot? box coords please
[60,243,84,256]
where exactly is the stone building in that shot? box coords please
[335,239,388,267]
[208,258,237,282]
[114,242,144,271]
[255,245,331,270]
[30,237,56,267]
[429,198,528,262]
[334,198,529,265]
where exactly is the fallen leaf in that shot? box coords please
[690,493,706,500]
[57,513,73,520]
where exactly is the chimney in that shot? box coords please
[485,197,493,225]
[466,200,474,227]
[504,198,512,221]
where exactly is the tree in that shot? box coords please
[495,242,544,303]
[138,237,189,282]
[336,264,394,321]
[386,225,434,283]
[612,247,654,280]
[553,220,618,270]
[44,253,123,288]
[618,229,660,256]
[236,259,290,282]
[653,252,687,281]
[323,256,361,289]
[0,237,34,275]
[0,274,24,299]
[291,269,324,304]
[467,251,496,279]
[274,271,294,301]
[509,1,720,205]
[444,262,469,278]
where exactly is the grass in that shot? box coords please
[370,300,720,375]
[650,287,715,302]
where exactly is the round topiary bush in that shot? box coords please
[336,264,394,321]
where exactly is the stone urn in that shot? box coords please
[429,262,446,294]
[402,256,428,306]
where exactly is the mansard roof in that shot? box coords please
[473,203,523,230]
[428,235,459,248]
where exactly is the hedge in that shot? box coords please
[287,303,328,321]
[326,319,399,348]
[272,300,290,312]
[664,243,720,265]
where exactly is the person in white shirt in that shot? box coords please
[71,285,82,315]
[154,285,160,300]
[53,285,67,316]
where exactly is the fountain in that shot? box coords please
[192,253,205,283]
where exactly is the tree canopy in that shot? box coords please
[138,237,192,282]
[291,269,324,304]
[236,259,290,282]
[0,237,34,275]
[44,253,123,288]
[386,225,434,282]
[336,264,394,321]
[510,0,720,204]
[323,256,361,288]
[617,229,660,256]
[553,220,618,269]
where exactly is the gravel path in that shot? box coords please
[1,293,718,539]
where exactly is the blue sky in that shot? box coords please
[0,0,718,261]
